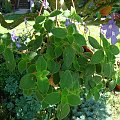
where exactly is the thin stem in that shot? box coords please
[55,0,58,26]
[38,0,45,16]
[71,0,75,9]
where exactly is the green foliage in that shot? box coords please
[1,0,13,13]
[0,8,119,119]
[70,94,111,120]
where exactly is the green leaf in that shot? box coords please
[51,28,67,39]
[74,14,82,22]
[3,48,14,61]
[73,57,80,71]
[35,16,45,24]
[45,46,55,60]
[67,35,74,43]
[36,56,47,72]
[95,63,102,74]
[91,50,104,64]
[3,48,16,71]
[44,92,61,105]
[110,45,119,55]
[37,77,49,93]
[100,33,110,48]
[88,36,101,49]
[57,104,70,120]
[47,60,60,74]
[28,35,43,50]
[63,46,75,67]
[109,80,116,90]
[0,45,4,54]
[20,74,36,89]
[67,94,81,106]
[93,75,102,84]
[93,89,100,101]
[116,77,120,85]
[60,70,73,89]
[44,19,54,32]
[50,10,62,17]
[18,59,28,74]
[23,89,32,96]
[67,24,77,34]
[102,63,111,78]
[54,46,62,58]
[85,64,95,75]
[74,33,86,46]
[27,52,37,61]
[27,64,36,73]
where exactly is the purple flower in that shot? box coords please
[43,0,49,9]
[10,31,18,42]
[101,19,119,44]
[16,42,21,48]
[65,19,72,27]
[10,31,21,48]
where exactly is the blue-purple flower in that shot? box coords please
[10,31,21,48]
[10,31,18,42]
[65,19,72,27]
[43,0,49,9]
[101,19,119,44]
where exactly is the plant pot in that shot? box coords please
[100,6,112,16]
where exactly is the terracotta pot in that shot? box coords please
[100,6,112,16]
[115,85,120,90]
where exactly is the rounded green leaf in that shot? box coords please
[116,77,120,85]
[37,77,49,93]
[51,28,67,38]
[18,59,28,74]
[63,45,75,67]
[67,94,81,106]
[27,64,36,73]
[110,45,119,55]
[3,48,16,71]
[102,63,111,78]
[74,33,86,46]
[91,50,104,64]
[20,74,36,89]
[85,64,95,75]
[60,70,73,89]
[88,36,101,49]
[44,92,61,105]
[36,56,47,72]
[57,104,70,120]
[109,80,116,90]
[35,16,45,24]
[44,19,54,32]
[50,10,62,17]
[47,60,60,74]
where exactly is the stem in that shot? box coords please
[55,0,58,26]
[38,0,45,16]
[71,0,75,10]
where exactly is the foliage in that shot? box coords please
[0,0,120,119]
[70,94,111,120]
[1,0,13,13]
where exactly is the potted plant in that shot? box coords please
[0,0,120,119]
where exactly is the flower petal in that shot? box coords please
[106,29,112,39]
[101,24,108,30]
[108,19,115,25]
[111,35,117,44]
[112,25,119,36]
